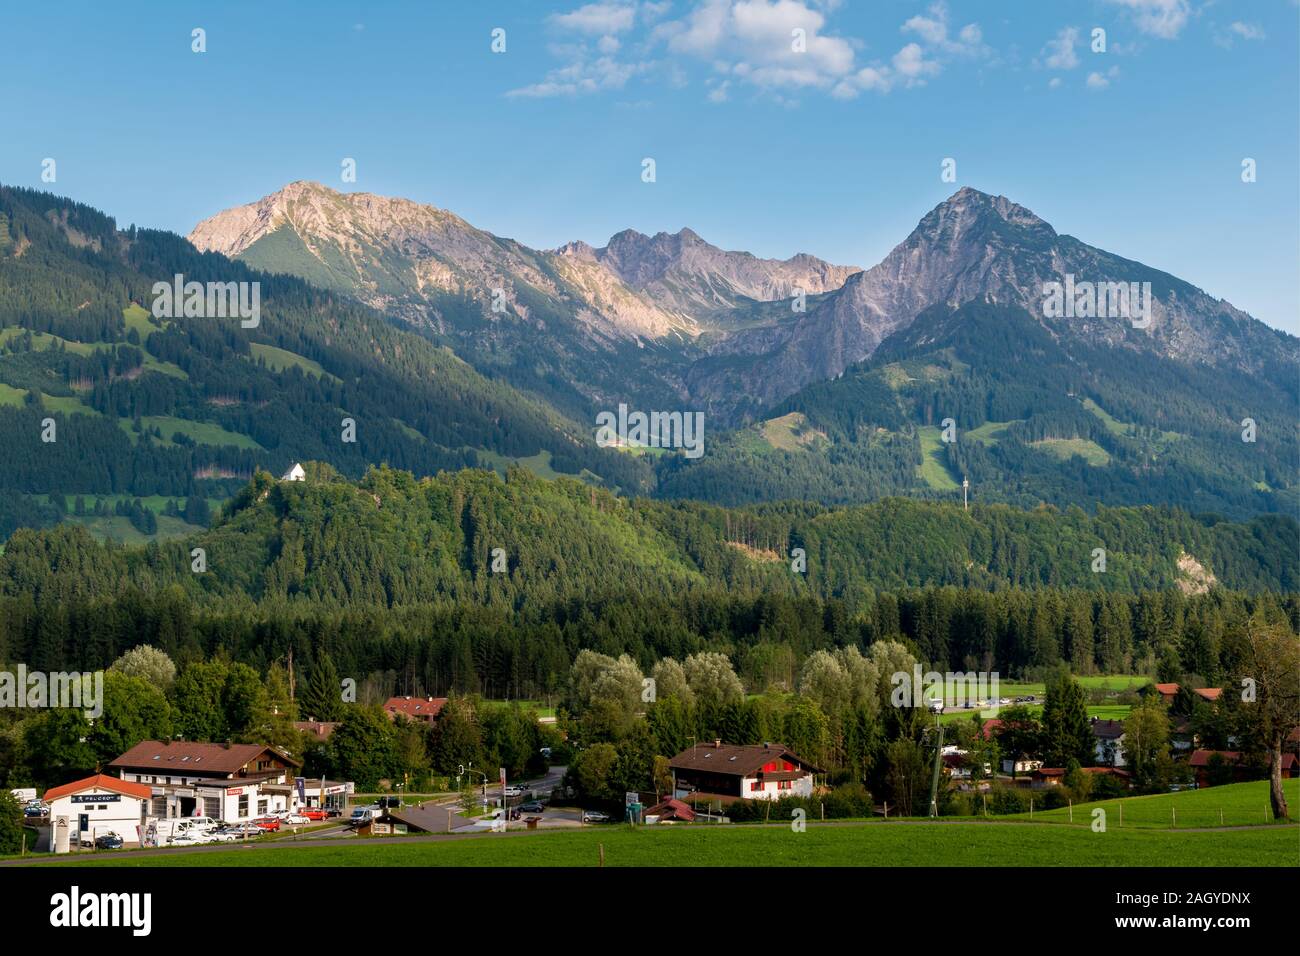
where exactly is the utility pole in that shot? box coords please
[928,712,945,818]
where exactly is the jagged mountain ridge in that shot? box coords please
[188,181,861,418]
[190,183,1294,430]
[686,187,1295,409]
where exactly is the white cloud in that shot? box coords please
[1104,0,1191,40]
[515,0,988,101]
[552,2,638,35]
[902,2,988,55]
[1086,66,1119,90]
[1048,76,1062,89]
[507,56,654,98]
[1230,22,1266,41]
[892,43,941,84]
[1041,27,1080,70]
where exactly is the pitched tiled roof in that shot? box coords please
[108,740,300,775]
[1091,718,1126,739]
[383,697,447,720]
[44,773,152,802]
[669,741,821,776]
[1188,749,1240,767]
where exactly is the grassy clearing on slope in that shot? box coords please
[1015,779,1300,830]
[63,514,202,545]
[39,392,100,416]
[916,426,959,491]
[34,820,1299,868]
[248,342,336,380]
[1031,437,1111,466]
[965,420,1020,446]
[759,412,826,452]
[120,415,263,451]
[122,303,159,340]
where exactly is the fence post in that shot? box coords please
[1068,799,1072,824]
[884,801,889,819]
[1171,807,1176,829]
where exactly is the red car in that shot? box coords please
[253,816,281,831]
[299,808,329,821]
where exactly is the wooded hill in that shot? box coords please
[1,464,1294,610]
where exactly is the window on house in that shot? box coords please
[238,795,249,818]
[750,780,762,791]
[778,780,792,790]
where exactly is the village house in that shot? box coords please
[1031,766,1132,790]
[107,739,301,823]
[293,720,341,743]
[1091,717,1127,767]
[383,695,447,723]
[668,740,820,803]
[280,462,306,482]
[1187,749,1300,788]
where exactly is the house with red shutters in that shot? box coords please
[668,740,820,802]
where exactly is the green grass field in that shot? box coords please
[64,513,202,545]
[1031,437,1111,466]
[759,412,826,452]
[29,819,1298,868]
[0,382,24,407]
[480,698,558,720]
[1016,780,1300,830]
[39,391,101,416]
[249,343,335,380]
[120,415,263,451]
[939,703,1131,725]
[916,425,960,490]
[965,419,1020,446]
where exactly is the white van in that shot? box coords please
[163,816,220,842]
[348,806,379,828]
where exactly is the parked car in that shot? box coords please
[519,801,545,813]
[218,823,262,838]
[23,804,48,819]
[503,786,524,798]
[582,810,610,823]
[281,812,309,826]
[253,816,281,831]
[348,806,380,828]
[93,832,124,850]
[298,807,329,821]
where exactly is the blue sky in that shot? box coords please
[2,1,1297,331]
